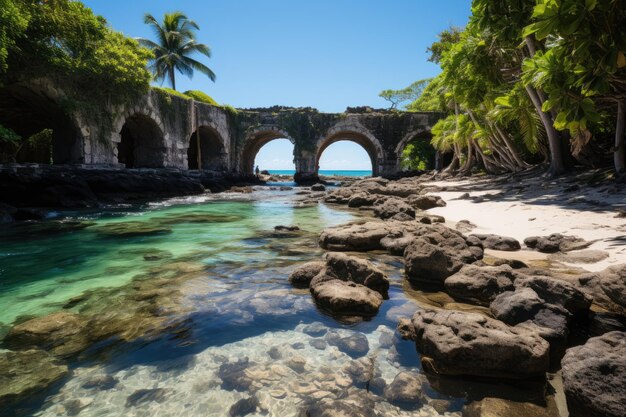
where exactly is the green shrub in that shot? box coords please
[183,90,218,106]
[153,86,191,101]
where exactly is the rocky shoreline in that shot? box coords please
[0,164,265,223]
[1,167,625,416]
[287,172,626,417]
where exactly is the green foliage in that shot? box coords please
[523,0,626,138]
[138,11,216,90]
[401,140,435,170]
[427,26,463,64]
[184,90,219,105]
[0,123,21,144]
[153,86,191,101]
[379,79,431,110]
[0,0,30,74]
[406,76,449,112]
[2,0,152,100]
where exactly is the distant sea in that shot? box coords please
[268,169,372,177]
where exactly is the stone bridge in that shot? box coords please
[0,81,441,182]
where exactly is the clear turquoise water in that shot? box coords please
[268,169,373,177]
[0,187,465,417]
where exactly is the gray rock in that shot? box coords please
[311,280,383,316]
[343,357,376,383]
[311,184,326,192]
[514,275,592,315]
[324,252,389,293]
[373,198,415,220]
[561,331,626,417]
[412,309,550,379]
[407,194,446,210]
[404,239,465,288]
[309,339,327,350]
[288,261,326,288]
[599,265,626,311]
[471,234,521,251]
[397,318,416,340]
[348,192,378,208]
[524,234,592,253]
[444,264,518,306]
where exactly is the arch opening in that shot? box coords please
[253,138,295,174]
[396,130,436,171]
[0,85,83,164]
[318,140,373,177]
[188,126,227,170]
[240,129,295,175]
[117,114,165,168]
[316,131,382,177]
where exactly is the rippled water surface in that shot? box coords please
[1,187,466,417]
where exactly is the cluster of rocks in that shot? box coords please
[289,252,389,316]
[323,177,446,223]
[312,176,626,417]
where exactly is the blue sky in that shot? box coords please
[83,0,471,169]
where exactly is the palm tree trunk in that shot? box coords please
[616,100,625,173]
[169,68,176,90]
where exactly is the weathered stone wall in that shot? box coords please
[0,82,441,178]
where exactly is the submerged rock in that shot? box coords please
[0,349,68,407]
[125,388,169,407]
[229,396,259,417]
[412,309,550,379]
[326,331,370,358]
[561,331,626,417]
[383,371,427,409]
[93,221,172,237]
[4,311,89,357]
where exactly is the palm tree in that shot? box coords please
[137,12,216,90]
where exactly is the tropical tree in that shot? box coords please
[138,11,216,90]
[379,79,431,110]
[523,0,626,173]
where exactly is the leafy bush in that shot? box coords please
[183,90,218,106]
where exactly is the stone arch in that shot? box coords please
[316,123,384,176]
[239,125,295,175]
[116,112,166,168]
[188,124,228,170]
[395,128,435,170]
[0,83,84,164]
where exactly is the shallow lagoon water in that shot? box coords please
[1,187,468,416]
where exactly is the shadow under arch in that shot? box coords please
[316,129,384,177]
[0,84,84,164]
[240,126,295,175]
[117,113,166,168]
[188,125,228,170]
[395,128,438,170]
